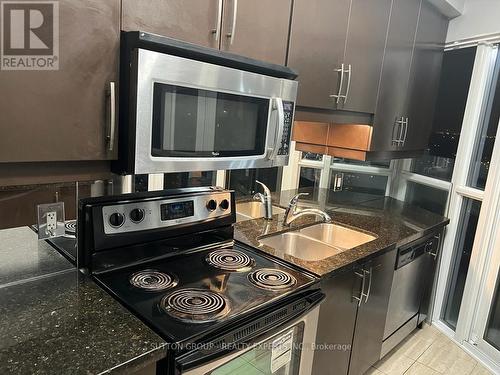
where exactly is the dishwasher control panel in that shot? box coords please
[396,235,439,269]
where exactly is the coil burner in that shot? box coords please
[160,288,230,323]
[248,268,297,291]
[129,270,178,292]
[206,249,255,272]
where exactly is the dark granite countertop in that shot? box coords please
[0,227,167,374]
[0,269,167,375]
[235,189,449,277]
[0,227,74,287]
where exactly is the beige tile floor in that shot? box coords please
[367,324,494,375]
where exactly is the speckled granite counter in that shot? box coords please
[0,227,74,286]
[0,227,167,374]
[235,190,449,277]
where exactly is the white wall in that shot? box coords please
[446,0,500,42]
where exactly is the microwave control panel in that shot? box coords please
[277,101,294,156]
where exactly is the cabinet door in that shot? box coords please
[287,0,350,109]
[220,0,292,65]
[340,0,392,114]
[349,248,397,375]
[0,0,119,162]
[370,0,421,152]
[122,0,221,48]
[403,1,448,151]
[312,270,359,375]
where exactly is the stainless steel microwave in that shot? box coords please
[113,32,298,175]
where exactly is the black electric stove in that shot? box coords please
[77,187,323,374]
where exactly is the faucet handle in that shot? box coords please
[255,180,271,196]
[290,192,309,205]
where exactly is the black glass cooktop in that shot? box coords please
[96,242,315,344]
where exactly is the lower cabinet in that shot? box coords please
[349,248,397,375]
[312,266,358,375]
[312,248,397,375]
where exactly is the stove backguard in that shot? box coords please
[77,187,236,273]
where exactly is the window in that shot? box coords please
[298,167,321,189]
[468,53,500,190]
[404,181,449,215]
[330,171,388,196]
[441,198,482,330]
[411,151,455,181]
[227,168,281,197]
[485,272,500,350]
[408,47,476,182]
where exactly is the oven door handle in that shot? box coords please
[178,291,324,374]
[267,97,285,160]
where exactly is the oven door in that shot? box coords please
[133,49,297,174]
[180,305,320,375]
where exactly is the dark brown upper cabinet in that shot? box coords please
[121,0,222,48]
[290,0,449,160]
[371,0,448,154]
[0,0,119,162]
[370,0,422,153]
[403,1,449,152]
[220,0,292,65]
[122,0,292,65]
[287,0,391,113]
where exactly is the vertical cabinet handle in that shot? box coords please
[392,117,409,147]
[330,63,345,104]
[364,267,373,303]
[225,0,238,45]
[344,64,352,104]
[106,81,116,152]
[211,0,223,42]
[401,117,409,146]
[329,63,351,104]
[353,270,366,307]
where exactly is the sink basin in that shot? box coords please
[259,232,343,261]
[236,201,286,222]
[259,223,377,261]
[298,223,377,250]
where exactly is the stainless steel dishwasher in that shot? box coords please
[381,234,440,357]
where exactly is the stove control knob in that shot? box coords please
[206,199,217,212]
[109,212,125,228]
[219,199,230,210]
[129,208,145,223]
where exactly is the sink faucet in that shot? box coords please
[253,180,273,220]
[283,193,332,226]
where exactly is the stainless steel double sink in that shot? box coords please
[259,223,377,261]
[236,201,377,262]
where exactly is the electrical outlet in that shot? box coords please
[37,202,65,240]
[47,211,57,232]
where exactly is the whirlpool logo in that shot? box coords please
[1,0,59,70]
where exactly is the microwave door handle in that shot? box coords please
[267,97,284,160]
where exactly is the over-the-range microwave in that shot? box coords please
[113,31,298,175]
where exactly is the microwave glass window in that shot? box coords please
[151,83,269,157]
